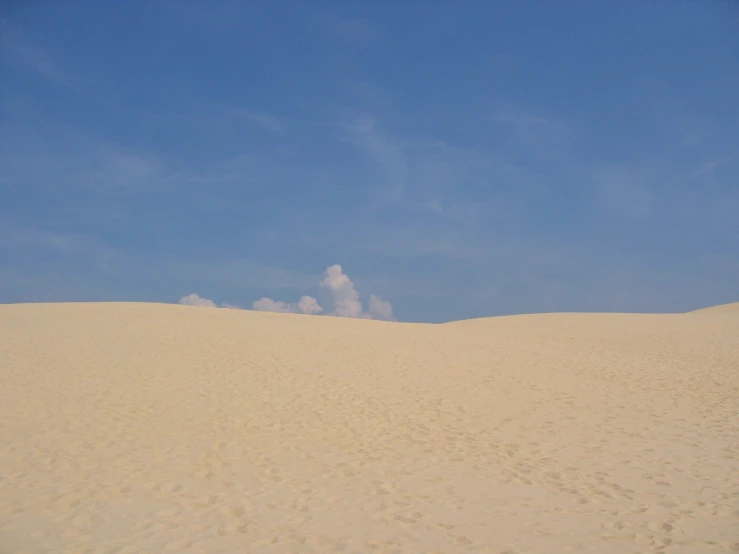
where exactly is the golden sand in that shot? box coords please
[1,302,737,553]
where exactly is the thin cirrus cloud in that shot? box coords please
[3,2,738,321]
[492,107,571,150]
[346,115,495,222]
[178,264,395,321]
[227,109,287,136]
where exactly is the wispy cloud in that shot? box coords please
[492,106,571,152]
[345,115,495,221]
[363,224,489,261]
[2,25,78,90]
[165,0,252,31]
[640,78,718,150]
[0,222,321,302]
[318,9,382,46]
[75,147,163,190]
[4,3,737,322]
[346,115,408,205]
[0,226,116,267]
[673,114,714,148]
[226,109,286,136]
[168,259,317,291]
[677,150,739,185]
[0,100,166,195]
[1,23,123,111]
[0,225,126,302]
[594,167,653,220]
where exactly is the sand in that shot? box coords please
[1,302,737,554]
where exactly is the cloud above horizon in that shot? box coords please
[178,293,217,308]
[2,2,738,322]
[251,295,324,315]
[178,264,395,321]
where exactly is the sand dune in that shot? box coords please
[1,302,737,554]
[688,302,739,315]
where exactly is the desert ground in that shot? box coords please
[1,301,737,554]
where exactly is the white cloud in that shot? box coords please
[319,264,364,318]
[317,264,395,320]
[178,264,394,320]
[249,264,394,320]
[178,294,243,309]
[178,293,218,307]
[252,295,324,315]
[368,294,394,320]
[297,295,324,315]
[252,297,293,312]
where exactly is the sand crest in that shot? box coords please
[1,302,737,553]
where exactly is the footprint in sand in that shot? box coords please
[218,505,246,518]
[164,538,195,551]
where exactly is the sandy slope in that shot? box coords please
[689,302,739,315]
[1,302,737,554]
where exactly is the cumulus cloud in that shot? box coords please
[254,264,394,320]
[179,293,242,309]
[180,264,395,320]
[251,295,323,314]
[251,297,293,313]
[297,295,324,315]
[368,294,394,320]
[319,264,364,318]
[178,293,218,307]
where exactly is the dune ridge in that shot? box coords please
[1,301,738,553]
[688,301,739,315]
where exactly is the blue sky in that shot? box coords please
[1,1,738,322]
